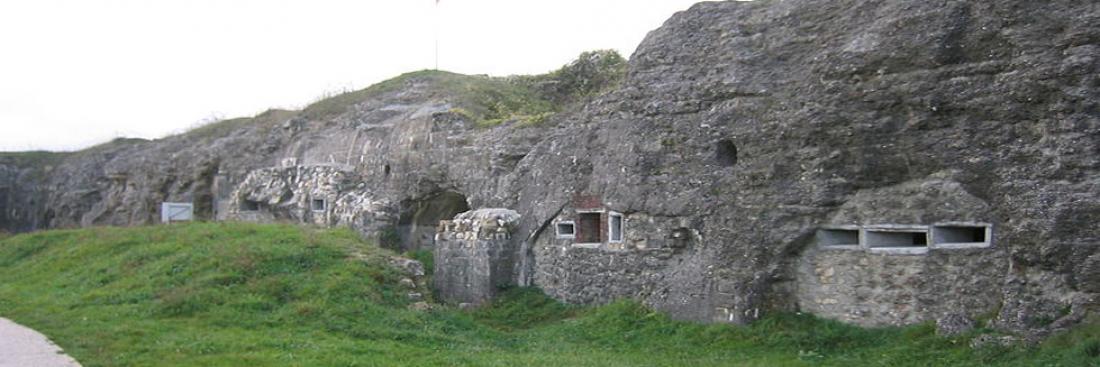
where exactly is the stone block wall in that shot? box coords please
[793,176,1008,326]
[533,204,701,309]
[433,209,521,305]
[796,247,1004,326]
[225,165,395,241]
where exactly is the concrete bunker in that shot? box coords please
[814,224,994,253]
[797,223,1002,326]
[224,165,385,228]
[793,177,1006,326]
[434,208,521,306]
[552,195,645,250]
[796,221,1002,326]
[398,191,470,251]
[530,195,699,310]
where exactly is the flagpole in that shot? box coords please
[434,0,439,70]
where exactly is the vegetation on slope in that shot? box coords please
[0,223,1097,366]
[0,138,147,176]
[0,150,73,182]
[514,49,628,105]
[300,49,627,127]
[300,69,557,127]
[19,49,627,155]
[177,109,299,142]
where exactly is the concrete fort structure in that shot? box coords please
[0,0,1097,340]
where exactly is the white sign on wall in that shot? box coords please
[161,202,194,223]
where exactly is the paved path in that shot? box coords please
[0,318,81,367]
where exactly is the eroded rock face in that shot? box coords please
[226,165,395,241]
[495,0,1099,329]
[1,0,1097,334]
[0,155,63,232]
[937,313,977,337]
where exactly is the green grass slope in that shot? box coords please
[0,223,1097,366]
[299,50,627,127]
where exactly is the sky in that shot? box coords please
[0,0,705,152]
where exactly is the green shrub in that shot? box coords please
[1080,338,1100,358]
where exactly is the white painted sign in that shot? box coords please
[161,202,194,223]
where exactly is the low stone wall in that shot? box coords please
[532,209,700,310]
[793,176,1008,326]
[433,209,520,305]
[796,247,1004,326]
[537,246,676,305]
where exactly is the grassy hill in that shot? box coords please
[0,223,1096,366]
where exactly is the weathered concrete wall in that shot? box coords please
[433,209,520,305]
[494,0,1100,332]
[797,248,1003,326]
[793,174,1005,326]
[2,0,1098,337]
[532,200,698,304]
[217,80,547,254]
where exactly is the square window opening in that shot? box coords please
[816,228,860,248]
[311,198,326,212]
[933,224,990,248]
[556,221,576,239]
[865,228,928,248]
[609,212,623,243]
[576,213,601,244]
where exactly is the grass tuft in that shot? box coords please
[472,287,577,331]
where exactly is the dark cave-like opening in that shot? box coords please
[396,191,470,251]
[715,139,738,167]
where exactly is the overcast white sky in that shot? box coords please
[0,0,705,152]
